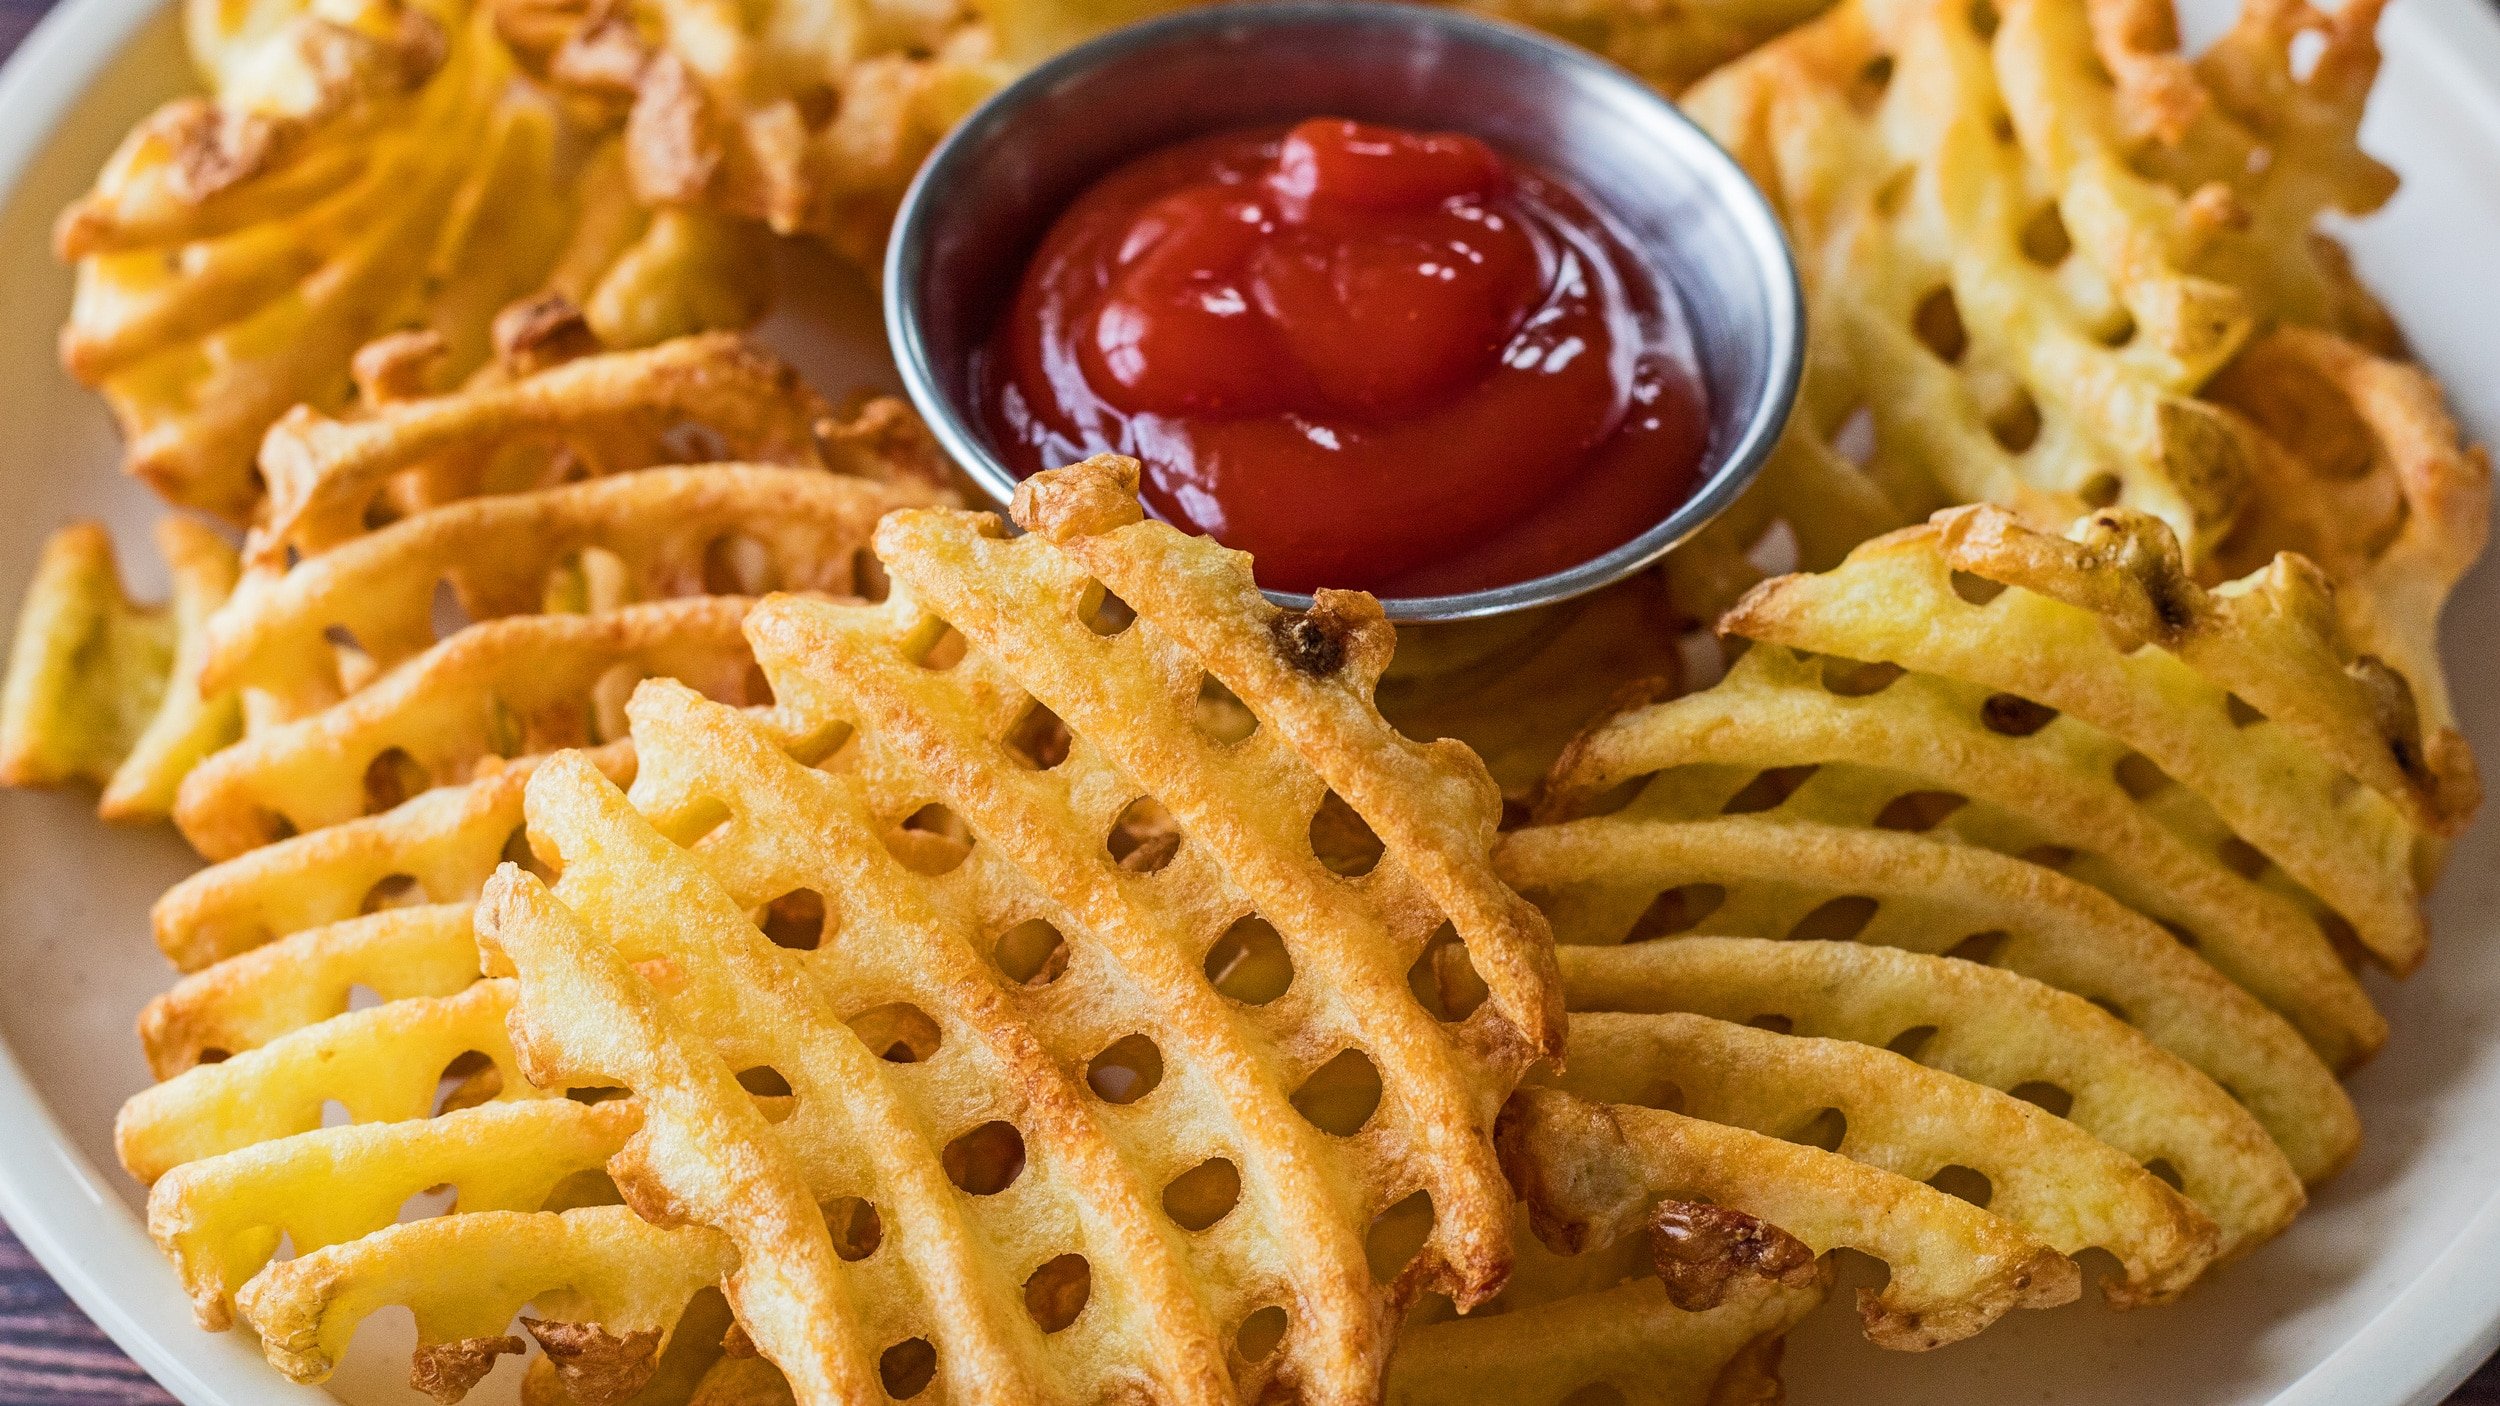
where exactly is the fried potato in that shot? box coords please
[0,518,240,820]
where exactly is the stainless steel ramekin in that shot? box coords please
[885,0,1803,621]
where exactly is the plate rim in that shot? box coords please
[0,0,2496,1402]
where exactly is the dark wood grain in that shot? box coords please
[0,2,2494,1403]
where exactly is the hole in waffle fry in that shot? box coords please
[323,621,371,663]
[1023,1254,1093,1333]
[1853,54,1894,107]
[908,621,967,670]
[741,662,775,707]
[363,748,431,815]
[1722,765,1818,815]
[1874,790,1968,831]
[2113,753,2172,798]
[1927,1164,1995,1208]
[2020,844,2076,870]
[1947,930,2010,965]
[2020,205,2074,264]
[735,1066,793,1097]
[1205,917,1293,1004]
[2144,1158,2186,1192]
[888,804,972,875]
[2318,909,2369,967]
[2012,1082,2075,1117]
[360,873,425,914]
[1194,673,1259,745]
[2289,28,2327,79]
[1625,884,1728,942]
[1745,522,1800,578]
[1086,1035,1164,1104]
[1833,406,1878,466]
[1577,774,1653,817]
[2226,693,2267,728]
[1365,1191,1436,1284]
[1004,703,1072,769]
[1080,583,1136,636]
[502,824,556,881]
[942,1121,1026,1196]
[1874,168,1913,218]
[591,664,641,742]
[2079,473,2123,509]
[1309,792,1385,877]
[1886,1025,1938,1060]
[1912,287,1968,364]
[848,547,892,604]
[848,1004,942,1063]
[2099,312,2139,349]
[1788,1107,1848,1152]
[665,795,733,848]
[1948,571,2008,607]
[429,579,474,642]
[1787,896,1879,942]
[1820,657,1905,696]
[319,1101,352,1130]
[2217,837,2271,878]
[1235,1307,1288,1363]
[824,1196,882,1260]
[788,720,854,769]
[1409,924,1489,1021]
[435,1051,501,1115]
[1989,390,2044,452]
[1164,1158,1243,1231]
[993,919,1071,986]
[195,1047,230,1065]
[1108,796,1181,873]
[1558,1386,1630,1406]
[756,889,829,950]
[540,1169,623,1212]
[701,532,777,596]
[878,1338,937,1399]
[1749,1014,1794,1034]
[1292,1050,1384,1136]
[1981,693,2059,736]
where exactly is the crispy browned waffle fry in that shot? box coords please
[1499,1085,2075,1349]
[0,518,240,820]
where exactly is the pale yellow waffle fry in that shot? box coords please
[204,464,931,717]
[1498,1086,2075,1350]
[0,518,240,820]
[463,454,1555,1404]
[1386,1202,1825,1406]
[56,0,586,519]
[1539,620,2382,1070]
[1498,813,2356,1184]
[174,594,765,858]
[1557,938,2300,1258]
[1719,507,2454,972]
[2208,327,2493,740]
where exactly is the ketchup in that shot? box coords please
[979,117,1710,596]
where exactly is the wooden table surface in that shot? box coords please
[0,0,2494,1400]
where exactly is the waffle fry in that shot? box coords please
[1455,0,1835,94]
[0,518,240,820]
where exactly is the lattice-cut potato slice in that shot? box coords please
[2206,328,2492,745]
[55,0,588,519]
[256,334,913,559]
[174,595,763,858]
[1557,938,2300,1257]
[237,1205,735,1399]
[1721,507,2435,970]
[1553,1011,2218,1306]
[0,518,241,820]
[152,1095,633,1327]
[140,903,482,1076]
[1540,634,2381,1070]
[204,463,938,716]
[1498,1086,2076,1349]
[1453,0,1835,95]
[118,978,551,1185]
[1498,814,2355,1184]
[152,738,631,970]
[1387,1205,1823,1406]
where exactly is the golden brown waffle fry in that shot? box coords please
[1386,1202,1825,1406]
[0,518,240,820]
[1499,1086,2075,1349]
[174,594,765,858]
[1499,813,2356,1184]
[1454,0,1835,94]
[1721,508,2456,974]
[1556,938,2301,1258]
[465,453,1556,1404]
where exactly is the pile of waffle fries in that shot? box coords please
[1,0,2487,1396]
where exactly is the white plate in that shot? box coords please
[0,0,2494,1402]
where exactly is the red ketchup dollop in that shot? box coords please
[979,117,1710,596]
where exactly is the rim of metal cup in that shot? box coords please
[884,0,1804,623]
